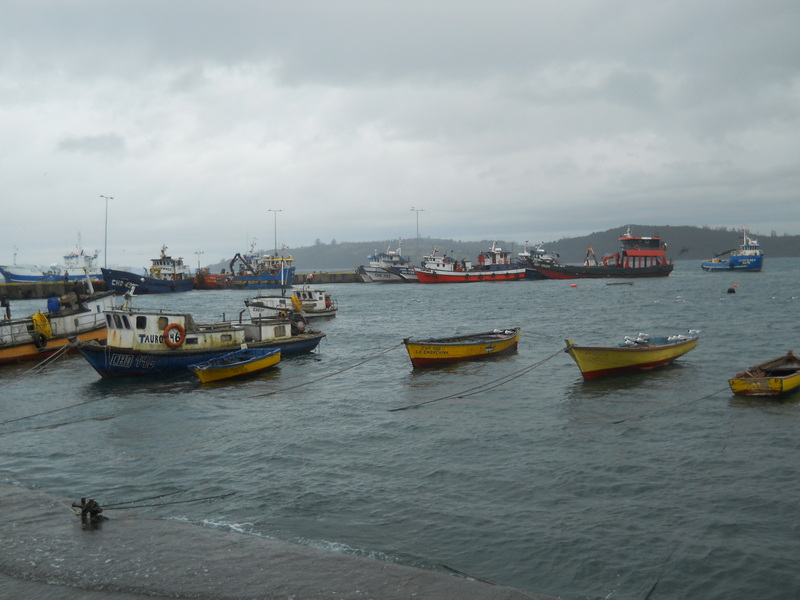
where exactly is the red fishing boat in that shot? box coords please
[413,243,526,283]
[533,226,673,279]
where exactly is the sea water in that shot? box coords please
[1,258,799,599]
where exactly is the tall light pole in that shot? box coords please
[411,206,424,239]
[267,209,282,255]
[194,251,204,274]
[100,195,113,268]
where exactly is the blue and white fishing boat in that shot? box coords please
[701,228,764,272]
[357,242,417,282]
[0,240,103,283]
[228,243,296,289]
[77,297,324,377]
[102,245,195,294]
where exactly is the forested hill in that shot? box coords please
[208,225,800,272]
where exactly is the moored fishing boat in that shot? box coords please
[403,327,520,367]
[0,284,116,365]
[701,228,764,272]
[228,243,295,289]
[0,239,103,284]
[189,348,281,383]
[102,245,195,294]
[194,268,239,290]
[728,351,800,397]
[77,299,324,377]
[533,226,673,279]
[357,242,418,282]
[564,330,700,379]
[413,243,526,283]
[514,241,561,280]
[245,285,338,320]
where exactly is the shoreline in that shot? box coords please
[0,483,554,599]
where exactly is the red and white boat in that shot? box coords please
[413,243,526,284]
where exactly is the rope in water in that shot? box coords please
[252,341,405,398]
[389,347,566,412]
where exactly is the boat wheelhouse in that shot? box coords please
[533,227,673,279]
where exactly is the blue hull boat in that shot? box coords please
[102,268,195,294]
[78,335,320,377]
[701,228,764,272]
[76,301,324,378]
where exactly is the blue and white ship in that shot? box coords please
[357,241,418,282]
[77,297,325,377]
[102,245,195,294]
[0,241,103,283]
[701,228,764,272]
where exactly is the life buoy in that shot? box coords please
[31,331,47,350]
[163,323,186,348]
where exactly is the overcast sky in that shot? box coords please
[2,1,798,269]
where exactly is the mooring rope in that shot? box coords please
[253,341,405,398]
[389,347,566,412]
[102,492,237,510]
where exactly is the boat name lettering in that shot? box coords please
[134,355,157,369]
[109,354,133,367]
[139,334,165,344]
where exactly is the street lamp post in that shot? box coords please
[100,195,113,268]
[267,209,282,255]
[194,251,204,275]
[411,206,424,239]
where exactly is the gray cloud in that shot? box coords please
[1,1,798,267]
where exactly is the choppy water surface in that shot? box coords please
[2,259,799,599]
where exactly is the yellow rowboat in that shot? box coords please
[403,328,520,367]
[728,350,800,397]
[564,332,700,380]
[189,348,280,383]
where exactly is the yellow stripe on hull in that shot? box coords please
[565,337,699,379]
[193,352,281,383]
[405,329,520,367]
[728,373,800,397]
[0,327,108,365]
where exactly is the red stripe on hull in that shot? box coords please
[414,270,526,283]
[580,357,679,379]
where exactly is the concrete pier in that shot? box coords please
[294,271,364,285]
[0,484,554,599]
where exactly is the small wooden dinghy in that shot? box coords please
[728,350,800,397]
[189,348,281,383]
[565,331,700,379]
[403,328,520,367]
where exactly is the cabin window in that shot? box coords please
[157,316,169,330]
[221,334,232,342]
[121,315,131,329]
[136,316,147,329]
[106,314,113,328]
[275,325,287,337]
[113,314,123,328]
[185,337,197,345]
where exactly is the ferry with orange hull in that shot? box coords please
[533,227,673,279]
[413,243,526,283]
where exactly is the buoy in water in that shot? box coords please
[570,283,578,287]
[727,287,736,294]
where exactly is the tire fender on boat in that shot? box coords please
[31,331,48,350]
[164,323,186,348]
